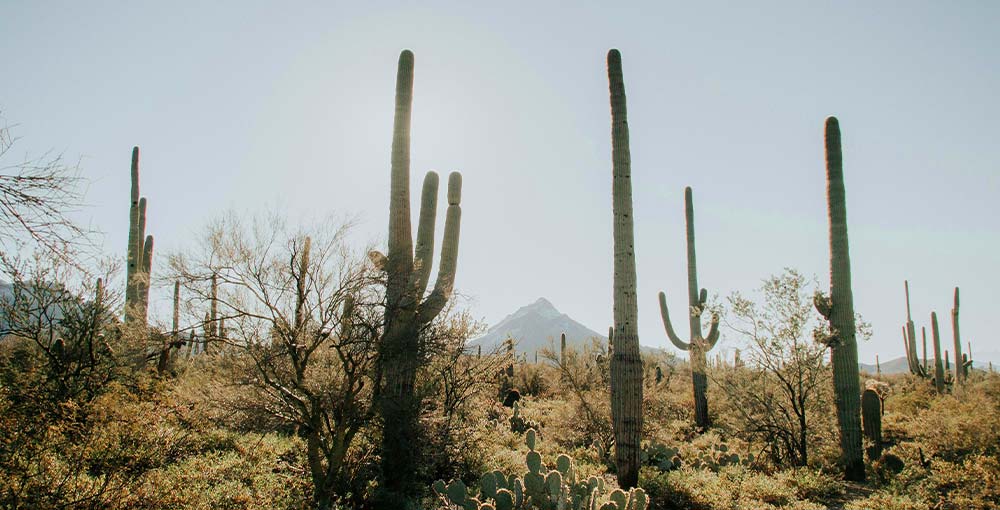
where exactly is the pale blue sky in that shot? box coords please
[3,1,998,364]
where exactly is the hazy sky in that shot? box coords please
[3,1,998,364]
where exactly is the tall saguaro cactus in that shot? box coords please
[376,49,464,502]
[813,117,865,482]
[902,281,926,377]
[606,48,643,490]
[931,312,945,393]
[951,287,964,385]
[124,147,153,325]
[658,187,720,429]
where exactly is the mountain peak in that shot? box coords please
[531,297,556,310]
[470,298,605,354]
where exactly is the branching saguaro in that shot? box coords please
[606,48,643,490]
[373,49,464,504]
[902,281,927,377]
[658,187,720,430]
[124,147,153,325]
[951,287,967,386]
[813,117,865,482]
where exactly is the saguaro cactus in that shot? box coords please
[861,389,882,460]
[606,48,643,490]
[931,312,945,393]
[124,147,153,325]
[813,117,865,482]
[902,281,926,377]
[560,332,566,364]
[203,273,218,354]
[125,147,140,322]
[375,49,464,501]
[658,187,720,430]
[951,287,964,385]
[922,326,928,373]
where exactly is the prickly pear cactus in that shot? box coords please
[687,443,752,472]
[431,428,648,510]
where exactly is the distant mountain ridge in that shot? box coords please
[860,355,996,375]
[469,298,606,355]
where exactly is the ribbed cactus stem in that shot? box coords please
[931,312,945,393]
[560,333,566,363]
[607,48,642,489]
[922,326,928,373]
[386,50,415,313]
[172,280,180,337]
[861,389,882,459]
[295,237,311,331]
[951,287,964,385]
[657,186,720,430]
[125,147,140,324]
[138,235,153,324]
[818,117,865,482]
[902,281,925,377]
[377,50,465,501]
[206,273,217,354]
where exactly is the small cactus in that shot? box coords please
[862,388,882,459]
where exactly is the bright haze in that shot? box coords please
[2,2,997,364]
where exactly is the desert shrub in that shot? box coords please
[774,467,844,501]
[899,381,1000,462]
[513,360,556,397]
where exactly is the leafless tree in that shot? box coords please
[167,212,381,509]
[0,114,92,261]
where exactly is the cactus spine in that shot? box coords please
[951,287,964,385]
[931,312,945,393]
[814,117,865,482]
[658,187,720,430]
[902,281,926,377]
[606,48,643,489]
[861,389,882,460]
[377,49,464,500]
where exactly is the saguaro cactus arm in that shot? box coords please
[658,291,689,351]
[417,172,462,324]
[410,171,439,298]
[704,312,721,348]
